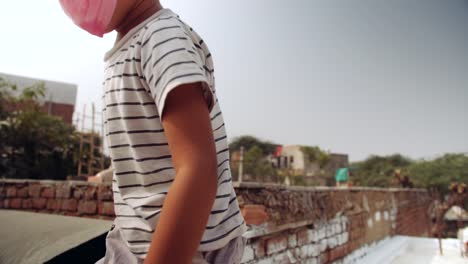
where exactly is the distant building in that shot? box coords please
[273,145,349,186]
[0,73,77,124]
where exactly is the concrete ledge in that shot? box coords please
[233,181,426,192]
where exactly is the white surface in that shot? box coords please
[0,72,77,105]
[359,235,466,264]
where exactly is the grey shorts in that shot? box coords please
[96,224,246,264]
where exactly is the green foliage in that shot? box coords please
[300,146,331,168]
[0,79,80,180]
[409,154,468,192]
[351,153,468,194]
[292,175,307,186]
[243,145,277,181]
[350,154,413,187]
[229,135,278,156]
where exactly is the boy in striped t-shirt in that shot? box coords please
[59,0,252,263]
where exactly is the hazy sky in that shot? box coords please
[0,0,467,161]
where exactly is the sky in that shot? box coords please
[0,0,467,161]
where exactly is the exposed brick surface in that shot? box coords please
[73,188,84,199]
[56,184,71,199]
[97,185,113,201]
[32,198,47,209]
[41,186,55,198]
[6,187,17,197]
[252,239,266,258]
[62,199,78,212]
[84,186,97,200]
[78,200,97,215]
[297,229,313,246]
[47,199,62,211]
[0,180,432,264]
[22,199,32,209]
[17,187,29,198]
[266,235,288,255]
[328,245,347,262]
[28,184,42,198]
[10,198,23,209]
[98,201,115,216]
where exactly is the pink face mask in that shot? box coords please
[59,0,118,37]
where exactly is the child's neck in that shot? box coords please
[116,0,163,41]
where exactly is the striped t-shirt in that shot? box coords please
[102,8,247,258]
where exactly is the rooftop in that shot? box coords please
[359,235,467,264]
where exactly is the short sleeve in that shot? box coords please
[140,19,214,116]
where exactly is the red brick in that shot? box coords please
[319,252,329,264]
[78,200,97,215]
[330,245,347,261]
[97,185,113,201]
[22,199,32,209]
[32,198,47,209]
[297,229,315,246]
[28,184,42,198]
[47,199,62,211]
[41,187,55,199]
[17,187,29,198]
[252,240,266,258]
[56,184,71,199]
[6,187,17,197]
[73,188,84,199]
[84,186,97,200]
[98,202,115,216]
[4,199,16,209]
[62,199,78,212]
[266,235,288,255]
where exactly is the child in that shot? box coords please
[59,0,248,263]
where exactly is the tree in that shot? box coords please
[300,146,331,168]
[243,146,277,182]
[350,154,413,187]
[350,153,468,193]
[409,154,468,195]
[229,135,278,156]
[0,79,81,180]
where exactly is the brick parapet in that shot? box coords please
[0,179,431,263]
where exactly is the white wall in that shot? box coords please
[0,72,77,106]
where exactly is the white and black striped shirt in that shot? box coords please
[102,8,246,258]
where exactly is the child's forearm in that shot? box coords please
[143,166,217,264]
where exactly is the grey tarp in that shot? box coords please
[0,210,112,264]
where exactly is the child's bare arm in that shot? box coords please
[143,83,218,264]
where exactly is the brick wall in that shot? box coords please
[0,179,432,263]
[235,183,431,263]
[40,102,75,124]
[0,179,114,220]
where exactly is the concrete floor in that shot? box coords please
[360,235,467,264]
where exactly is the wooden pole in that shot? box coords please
[77,105,86,176]
[88,103,95,175]
[438,234,443,255]
[238,146,244,183]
